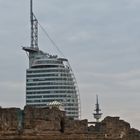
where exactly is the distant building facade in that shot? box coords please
[24,50,80,119]
[23,0,80,119]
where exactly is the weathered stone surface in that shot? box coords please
[23,106,65,134]
[101,116,130,139]
[125,128,140,140]
[0,108,21,135]
[0,106,139,140]
[64,119,88,134]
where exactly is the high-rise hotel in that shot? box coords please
[23,0,80,119]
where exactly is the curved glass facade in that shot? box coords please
[25,51,80,119]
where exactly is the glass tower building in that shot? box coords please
[23,0,80,119]
[23,49,80,119]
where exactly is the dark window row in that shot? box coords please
[67,112,78,115]
[31,65,64,69]
[27,99,63,103]
[27,90,76,94]
[27,78,73,82]
[27,73,71,78]
[27,104,47,107]
[27,69,70,73]
[27,95,68,99]
[34,60,62,65]
[65,108,78,111]
[27,86,75,90]
[27,82,74,86]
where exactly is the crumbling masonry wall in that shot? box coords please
[0,106,139,140]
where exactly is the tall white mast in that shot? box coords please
[23,0,39,68]
[30,0,38,49]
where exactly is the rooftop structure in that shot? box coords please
[23,0,80,119]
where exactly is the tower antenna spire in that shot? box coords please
[30,0,33,26]
[30,0,38,48]
[23,0,39,68]
[93,95,102,122]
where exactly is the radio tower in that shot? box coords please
[93,95,102,122]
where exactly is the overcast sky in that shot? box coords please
[0,0,140,129]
